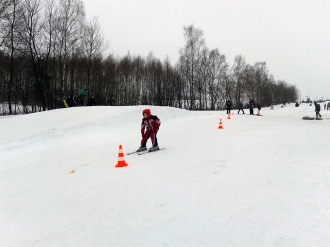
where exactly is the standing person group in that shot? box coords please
[225,98,262,115]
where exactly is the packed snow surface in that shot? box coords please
[1,103,329,246]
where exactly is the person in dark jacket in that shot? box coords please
[136,109,161,152]
[107,95,116,106]
[87,94,97,106]
[66,96,79,107]
[238,101,245,114]
[249,99,255,115]
[78,89,88,106]
[225,99,232,114]
[314,102,322,118]
[56,98,65,109]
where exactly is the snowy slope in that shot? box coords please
[1,103,329,247]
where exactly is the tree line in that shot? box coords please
[0,0,298,114]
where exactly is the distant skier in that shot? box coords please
[136,109,161,152]
[314,102,322,118]
[237,101,245,114]
[249,99,255,115]
[226,99,232,114]
[257,102,261,116]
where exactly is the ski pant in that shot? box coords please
[238,108,245,114]
[141,129,158,147]
[250,108,254,115]
[226,108,231,114]
[316,111,322,117]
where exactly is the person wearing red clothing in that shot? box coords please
[137,109,161,152]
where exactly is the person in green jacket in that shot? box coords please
[78,89,88,106]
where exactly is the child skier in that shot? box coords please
[257,102,262,116]
[137,109,161,152]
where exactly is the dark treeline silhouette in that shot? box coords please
[0,0,298,114]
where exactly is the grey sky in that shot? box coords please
[83,0,330,101]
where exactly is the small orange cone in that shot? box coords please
[227,114,231,119]
[115,145,128,168]
[218,118,224,129]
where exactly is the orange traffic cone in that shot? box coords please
[218,118,224,129]
[227,114,231,119]
[115,145,128,168]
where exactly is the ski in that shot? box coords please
[127,150,148,155]
[137,148,165,155]
[126,151,139,155]
[126,148,150,155]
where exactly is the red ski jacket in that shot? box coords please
[141,115,161,135]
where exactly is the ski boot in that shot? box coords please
[149,145,160,152]
[136,146,147,152]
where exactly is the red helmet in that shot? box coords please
[142,109,151,116]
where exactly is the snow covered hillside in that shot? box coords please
[1,103,329,246]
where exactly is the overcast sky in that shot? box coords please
[82,0,330,101]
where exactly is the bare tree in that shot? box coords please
[1,15,300,113]
[254,62,268,102]
[0,0,14,48]
[207,48,228,110]
[83,16,108,92]
[19,0,47,111]
[244,64,256,101]
[0,0,11,18]
[56,0,85,99]
[197,47,209,109]
[163,56,178,107]
[143,52,163,106]
[128,55,144,105]
[1,0,21,114]
[178,24,206,110]
[231,55,247,107]
[42,0,59,109]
